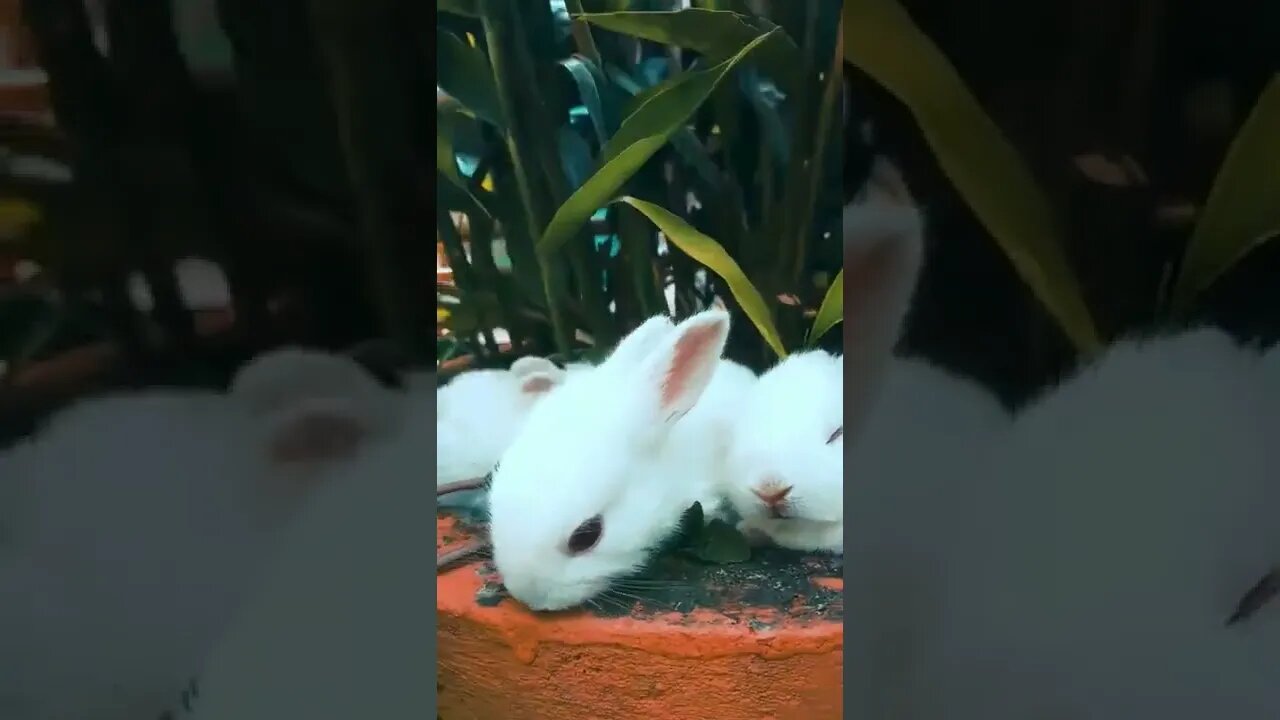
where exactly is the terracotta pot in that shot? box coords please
[437,511,843,720]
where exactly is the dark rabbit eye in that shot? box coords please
[567,515,604,555]
[826,426,843,444]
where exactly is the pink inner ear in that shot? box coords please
[269,412,367,465]
[520,374,555,395]
[661,323,721,411]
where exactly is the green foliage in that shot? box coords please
[844,0,1101,355]
[659,500,752,565]
[807,269,843,346]
[844,0,1280,353]
[1169,75,1280,315]
[437,1,845,369]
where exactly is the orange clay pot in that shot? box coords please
[437,511,843,720]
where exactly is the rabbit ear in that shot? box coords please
[509,356,568,399]
[509,355,560,378]
[517,369,563,397]
[602,314,675,369]
[843,158,925,418]
[230,348,402,467]
[634,309,731,425]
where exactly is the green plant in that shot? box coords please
[844,0,1280,358]
[437,0,845,371]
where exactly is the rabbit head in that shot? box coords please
[488,310,730,611]
[724,350,843,551]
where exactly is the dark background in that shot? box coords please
[845,0,1280,408]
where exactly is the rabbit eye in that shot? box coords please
[826,426,843,444]
[566,515,604,555]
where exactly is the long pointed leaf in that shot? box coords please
[437,29,506,130]
[807,269,843,344]
[436,100,496,218]
[577,9,802,92]
[558,55,615,146]
[845,0,1101,354]
[1169,75,1280,313]
[618,196,787,358]
[538,29,779,257]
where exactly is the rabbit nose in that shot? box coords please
[751,484,793,507]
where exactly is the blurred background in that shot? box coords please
[846,0,1280,407]
[2,0,1277,442]
[0,0,847,448]
[0,0,429,442]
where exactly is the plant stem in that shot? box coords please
[563,0,602,65]
[480,0,571,353]
[790,11,844,285]
[436,208,498,355]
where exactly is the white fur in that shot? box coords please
[725,350,844,552]
[435,352,608,491]
[172,403,432,719]
[729,158,1005,556]
[435,361,568,487]
[436,369,542,486]
[0,349,403,720]
[855,328,1280,719]
[488,310,736,611]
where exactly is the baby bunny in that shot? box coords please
[730,158,1007,556]
[435,358,566,488]
[855,328,1280,720]
[488,309,740,611]
[838,160,1014,717]
[0,347,404,720]
[724,350,843,552]
[437,317,676,492]
[936,327,1280,720]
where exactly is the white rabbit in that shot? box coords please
[435,361,565,489]
[858,328,1280,719]
[487,309,741,611]
[724,349,843,552]
[435,344,634,492]
[945,327,1280,719]
[834,159,1016,717]
[175,339,636,716]
[731,158,1006,558]
[167,391,433,720]
[435,313,680,491]
[0,348,405,720]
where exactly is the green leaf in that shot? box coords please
[437,29,506,130]
[807,268,843,344]
[436,99,495,219]
[1169,75,1280,314]
[691,518,751,564]
[674,501,705,545]
[845,0,1101,355]
[439,0,478,17]
[618,196,787,359]
[558,55,616,146]
[654,501,706,557]
[576,9,802,92]
[607,65,722,189]
[537,29,779,258]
